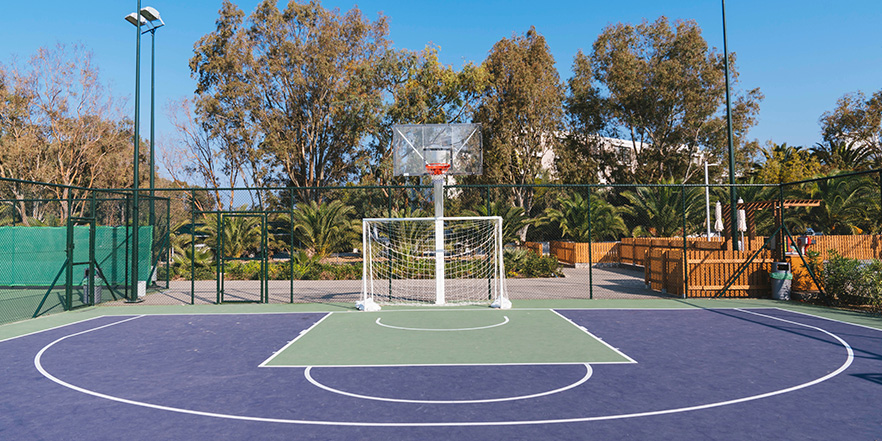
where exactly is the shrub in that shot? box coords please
[504,249,563,278]
[822,251,882,312]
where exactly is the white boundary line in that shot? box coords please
[262,361,629,368]
[772,307,882,333]
[0,315,111,343]
[258,312,333,367]
[550,309,638,364]
[303,363,592,404]
[31,308,857,427]
[375,315,509,331]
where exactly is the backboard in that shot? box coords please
[392,124,482,176]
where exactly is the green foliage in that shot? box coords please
[822,251,882,311]
[462,201,530,245]
[811,140,874,173]
[753,143,822,184]
[504,249,563,278]
[190,0,393,196]
[620,180,703,237]
[284,200,359,258]
[537,193,627,242]
[806,175,878,235]
[172,246,215,280]
[584,17,762,183]
[819,90,882,169]
[198,211,263,258]
[474,26,564,216]
[224,260,262,280]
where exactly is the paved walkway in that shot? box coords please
[107,266,669,306]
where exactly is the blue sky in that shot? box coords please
[2,0,880,166]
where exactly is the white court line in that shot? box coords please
[33,308,855,427]
[258,312,333,367]
[773,307,882,333]
[375,315,509,331]
[303,363,592,404]
[0,315,111,343]
[550,309,638,364]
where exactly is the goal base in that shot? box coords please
[356,298,382,312]
[490,297,512,310]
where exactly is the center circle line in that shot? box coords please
[375,315,509,331]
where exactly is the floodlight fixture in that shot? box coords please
[125,12,147,27]
[140,7,165,27]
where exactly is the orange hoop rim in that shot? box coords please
[425,163,451,176]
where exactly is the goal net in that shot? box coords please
[361,216,509,308]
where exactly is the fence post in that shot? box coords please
[290,192,295,304]
[190,190,196,305]
[64,191,74,310]
[587,187,593,300]
[681,184,688,298]
[166,198,171,289]
[777,184,785,262]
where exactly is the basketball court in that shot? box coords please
[1,301,880,439]
[2,124,881,440]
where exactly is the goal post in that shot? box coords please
[360,216,510,309]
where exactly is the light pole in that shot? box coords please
[125,1,142,302]
[126,7,164,227]
[722,0,739,250]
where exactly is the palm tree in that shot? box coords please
[620,180,703,237]
[198,211,263,259]
[811,140,873,172]
[462,201,530,245]
[283,200,359,258]
[537,193,627,242]
[805,175,877,235]
[172,245,215,279]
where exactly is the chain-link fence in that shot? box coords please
[780,170,882,312]
[2,170,880,324]
[0,177,170,325]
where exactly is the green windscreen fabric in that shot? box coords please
[0,226,152,286]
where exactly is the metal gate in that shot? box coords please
[217,213,268,303]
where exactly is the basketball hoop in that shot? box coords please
[425,163,451,176]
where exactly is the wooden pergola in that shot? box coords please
[720,199,821,256]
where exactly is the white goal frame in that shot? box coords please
[361,216,508,307]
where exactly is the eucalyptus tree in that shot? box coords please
[474,27,564,230]
[0,44,132,223]
[820,90,882,168]
[575,17,762,184]
[190,0,394,203]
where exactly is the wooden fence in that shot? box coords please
[801,235,882,260]
[523,241,543,256]
[787,234,882,291]
[528,234,881,298]
[547,241,618,267]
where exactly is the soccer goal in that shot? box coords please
[361,216,509,308]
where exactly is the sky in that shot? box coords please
[1,0,880,172]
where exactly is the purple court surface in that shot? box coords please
[1,307,880,440]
